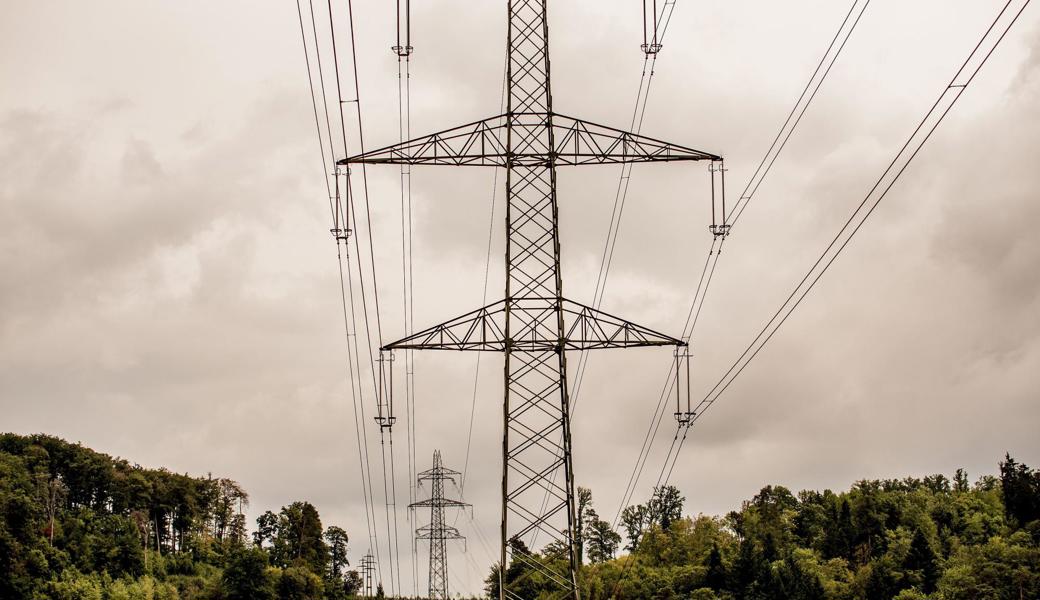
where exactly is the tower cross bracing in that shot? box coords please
[339,2,721,598]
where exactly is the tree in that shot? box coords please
[324,526,349,579]
[647,486,684,530]
[222,547,275,600]
[704,543,726,590]
[904,529,939,593]
[953,468,970,493]
[575,487,593,564]
[586,517,621,563]
[999,454,1040,527]
[277,565,324,600]
[270,502,328,574]
[342,570,363,596]
[254,510,277,548]
[621,504,648,552]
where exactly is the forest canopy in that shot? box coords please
[1,432,1038,599]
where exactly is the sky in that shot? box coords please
[2,0,1039,596]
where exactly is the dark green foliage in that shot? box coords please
[1000,453,1040,527]
[647,485,684,531]
[0,434,353,600]
[222,547,274,600]
[903,529,938,593]
[497,455,1040,600]
[277,565,325,600]
[325,525,349,579]
[704,543,726,590]
[267,501,328,573]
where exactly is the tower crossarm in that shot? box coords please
[382,297,685,352]
[409,497,471,509]
[416,524,466,540]
[337,112,719,168]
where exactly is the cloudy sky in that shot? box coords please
[2,0,1039,595]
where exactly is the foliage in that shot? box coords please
[0,434,358,600]
[487,455,1040,600]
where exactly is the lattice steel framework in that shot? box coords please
[339,2,720,598]
[359,552,376,599]
[409,451,469,599]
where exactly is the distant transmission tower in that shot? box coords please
[340,2,723,597]
[410,450,470,599]
[359,551,377,598]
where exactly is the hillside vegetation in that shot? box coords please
[2,433,1038,599]
[490,459,1040,600]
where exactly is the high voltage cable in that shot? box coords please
[293,0,333,218]
[393,8,420,593]
[459,54,510,496]
[681,0,1032,464]
[727,0,870,230]
[570,0,681,416]
[611,11,1033,598]
[294,0,382,582]
[609,0,871,533]
[341,0,411,594]
[321,0,405,592]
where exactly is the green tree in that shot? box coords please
[254,510,277,548]
[1000,454,1040,527]
[586,517,621,563]
[703,543,726,590]
[324,525,349,579]
[575,486,593,564]
[620,504,648,552]
[270,501,328,574]
[647,486,684,530]
[277,565,324,600]
[222,547,275,600]
[903,529,939,593]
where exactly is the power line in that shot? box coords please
[323,0,401,591]
[610,0,871,532]
[686,0,1032,441]
[459,55,509,497]
[393,2,419,593]
[294,0,382,579]
[728,0,871,229]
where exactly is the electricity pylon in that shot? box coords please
[409,450,470,599]
[339,2,722,597]
[359,552,376,598]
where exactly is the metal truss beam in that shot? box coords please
[337,112,719,168]
[382,298,684,352]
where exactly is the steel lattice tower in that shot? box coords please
[409,451,469,599]
[359,552,376,598]
[340,2,721,597]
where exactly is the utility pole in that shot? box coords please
[339,2,722,597]
[359,552,377,598]
[409,450,470,599]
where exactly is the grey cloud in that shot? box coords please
[2,1,1040,596]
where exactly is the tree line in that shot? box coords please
[4,432,1038,599]
[0,433,363,600]
[487,454,1040,599]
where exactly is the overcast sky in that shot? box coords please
[2,0,1039,596]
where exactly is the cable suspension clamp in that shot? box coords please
[709,160,731,239]
[393,0,414,57]
[330,166,352,243]
[641,0,665,55]
[375,350,397,430]
[673,346,694,426]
